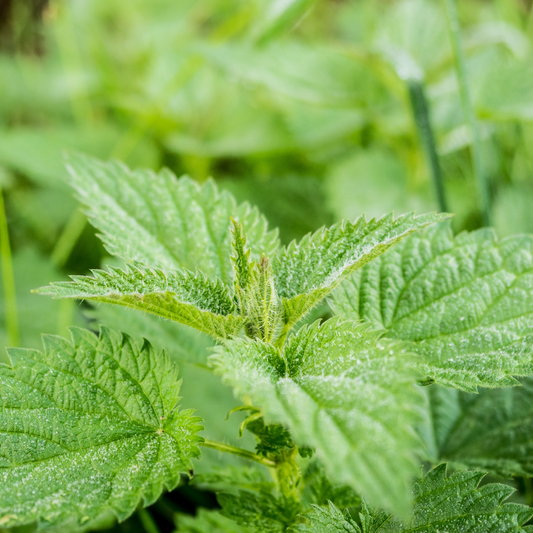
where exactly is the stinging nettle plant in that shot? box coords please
[2,152,533,532]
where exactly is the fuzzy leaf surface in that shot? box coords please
[65,152,279,284]
[273,212,449,329]
[211,318,421,516]
[37,263,243,339]
[421,379,533,477]
[0,327,203,528]
[296,465,533,533]
[331,222,533,391]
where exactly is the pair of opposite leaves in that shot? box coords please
[2,152,533,529]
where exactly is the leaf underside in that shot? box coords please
[273,211,449,329]
[210,318,421,516]
[297,465,533,533]
[331,222,533,391]
[64,152,279,285]
[0,327,203,528]
[37,263,244,339]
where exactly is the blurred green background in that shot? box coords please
[1,0,533,530]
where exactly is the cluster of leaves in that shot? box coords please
[2,154,533,532]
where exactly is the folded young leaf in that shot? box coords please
[296,465,533,533]
[0,327,203,528]
[64,152,279,285]
[331,222,533,391]
[272,212,449,331]
[36,263,244,339]
[420,380,533,477]
[211,318,421,516]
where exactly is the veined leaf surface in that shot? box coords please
[0,327,202,528]
[273,212,449,330]
[296,465,533,533]
[37,263,243,339]
[420,380,533,477]
[65,152,279,285]
[211,318,421,516]
[331,222,533,391]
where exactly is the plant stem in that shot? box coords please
[51,209,86,268]
[407,80,448,213]
[200,439,276,467]
[138,508,161,533]
[444,0,491,226]
[0,183,19,347]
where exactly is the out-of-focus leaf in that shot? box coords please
[325,149,433,222]
[0,126,159,190]
[0,248,84,361]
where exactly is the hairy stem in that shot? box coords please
[0,182,18,347]
[444,0,491,226]
[200,439,276,467]
[407,80,448,213]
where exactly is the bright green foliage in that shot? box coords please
[0,327,203,528]
[297,465,533,533]
[37,263,243,339]
[273,212,449,331]
[64,152,279,284]
[176,508,254,533]
[420,379,533,476]
[331,222,533,391]
[191,465,274,493]
[211,318,421,516]
[218,490,301,532]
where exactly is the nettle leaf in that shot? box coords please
[301,461,361,509]
[297,465,533,533]
[37,263,244,340]
[211,318,421,516]
[0,327,203,528]
[331,222,533,391]
[294,502,360,533]
[272,212,449,331]
[65,152,279,284]
[421,379,533,477]
[218,490,301,532]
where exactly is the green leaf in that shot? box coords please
[37,263,244,340]
[273,212,449,333]
[191,465,274,493]
[294,502,360,533]
[218,490,300,533]
[211,318,421,516]
[297,465,533,533]
[64,152,279,284]
[0,327,203,528]
[331,222,533,391]
[176,508,254,533]
[301,461,361,509]
[420,379,533,477]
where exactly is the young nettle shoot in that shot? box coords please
[1,153,533,532]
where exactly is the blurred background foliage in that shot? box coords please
[2,0,533,530]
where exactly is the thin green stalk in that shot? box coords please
[407,80,448,213]
[138,508,161,533]
[444,0,491,226]
[0,183,19,347]
[51,209,86,268]
[200,439,276,468]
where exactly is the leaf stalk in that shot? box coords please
[200,439,276,468]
